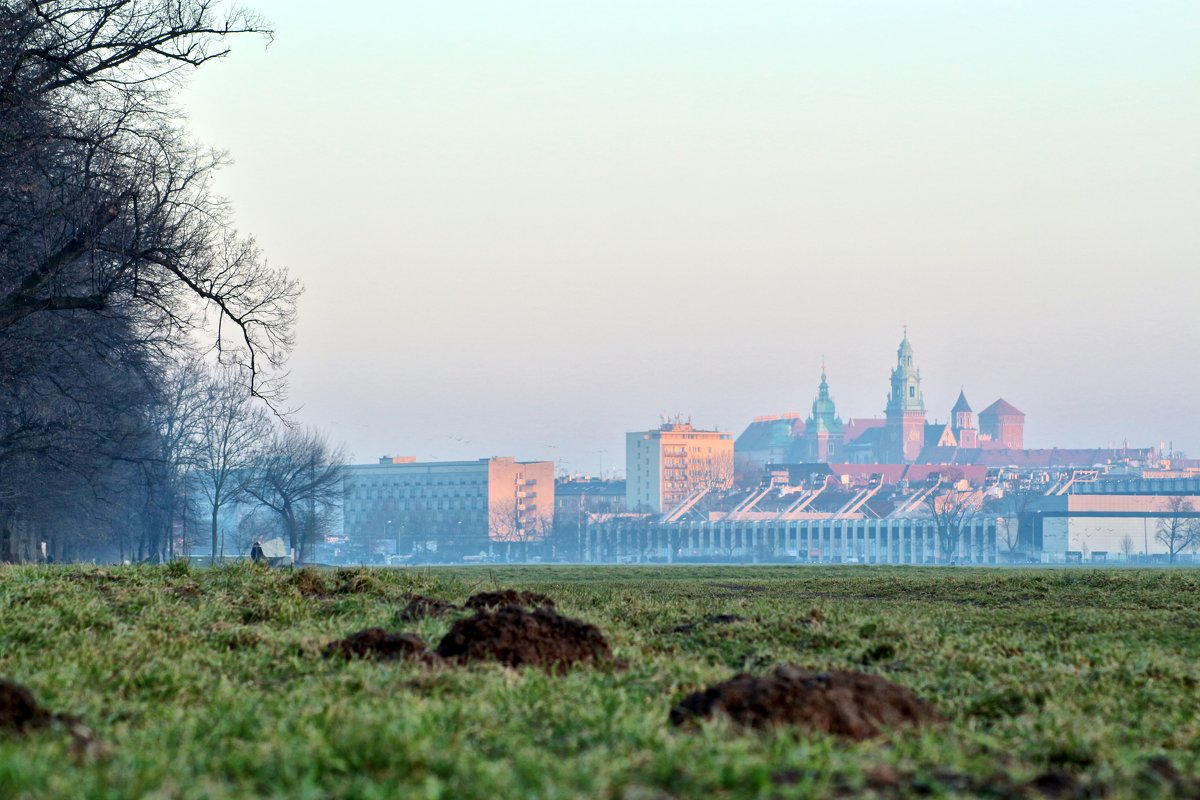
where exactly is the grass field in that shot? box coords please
[1,564,1198,799]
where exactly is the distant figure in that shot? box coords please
[250,541,265,564]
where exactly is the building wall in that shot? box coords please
[1028,491,1200,561]
[555,480,627,515]
[486,458,555,542]
[342,457,554,553]
[981,413,1024,449]
[626,424,734,513]
[585,517,998,564]
[885,411,926,463]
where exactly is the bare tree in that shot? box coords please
[1155,496,1200,564]
[997,490,1037,560]
[489,503,534,561]
[0,311,159,562]
[0,2,297,403]
[244,426,347,563]
[142,359,209,561]
[1120,533,1135,561]
[194,367,269,564]
[922,470,982,564]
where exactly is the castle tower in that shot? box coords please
[884,331,926,462]
[951,389,979,448]
[979,399,1025,449]
[802,364,844,462]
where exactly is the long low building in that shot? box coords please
[583,516,998,565]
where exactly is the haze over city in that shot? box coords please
[7,5,1200,796]
[178,1,1200,471]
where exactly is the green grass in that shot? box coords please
[1,564,1198,798]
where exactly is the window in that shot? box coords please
[909,386,915,398]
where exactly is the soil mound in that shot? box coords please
[398,595,459,621]
[333,570,379,595]
[0,680,51,733]
[669,666,941,740]
[464,589,555,610]
[435,606,609,673]
[291,568,330,597]
[323,628,436,663]
[0,679,100,755]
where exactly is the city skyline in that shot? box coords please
[178,2,1200,470]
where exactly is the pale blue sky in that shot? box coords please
[180,2,1200,472]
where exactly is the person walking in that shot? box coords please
[250,540,265,565]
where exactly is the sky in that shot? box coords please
[178,1,1200,474]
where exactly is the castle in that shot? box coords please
[736,332,1025,466]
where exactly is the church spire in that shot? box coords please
[888,330,924,413]
[884,330,927,462]
[807,363,842,434]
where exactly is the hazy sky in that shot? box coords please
[179,1,1200,473]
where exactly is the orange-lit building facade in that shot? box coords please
[626,423,734,512]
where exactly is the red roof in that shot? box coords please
[980,398,1024,418]
[829,463,908,484]
[844,417,885,444]
[904,464,988,485]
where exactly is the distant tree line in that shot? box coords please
[0,2,345,563]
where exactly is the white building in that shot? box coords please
[1026,477,1200,562]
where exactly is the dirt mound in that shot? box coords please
[0,680,51,734]
[669,666,941,740]
[398,595,459,621]
[435,606,610,673]
[1,679,101,756]
[464,589,555,610]
[334,570,380,595]
[290,568,330,597]
[322,628,436,663]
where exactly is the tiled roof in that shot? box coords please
[980,398,1024,418]
[925,422,956,447]
[904,464,989,485]
[830,463,908,484]
[735,417,804,452]
[920,447,1154,468]
[951,390,972,414]
[844,418,885,444]
[916,445,980,465]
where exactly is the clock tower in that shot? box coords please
[884,330,927,462]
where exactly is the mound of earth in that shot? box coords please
[0,680,51,734]
[435,606,609,673]
[464,589,555,610]
[290,568,330,597]
[334,571,379,595]
[669,666,941,740]
[323,628,436,663]
[1,679,100,755]
[398,595,459,621]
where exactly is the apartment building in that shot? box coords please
[626,422,734,513]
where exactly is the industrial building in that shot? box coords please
[1022,476,1200,562]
